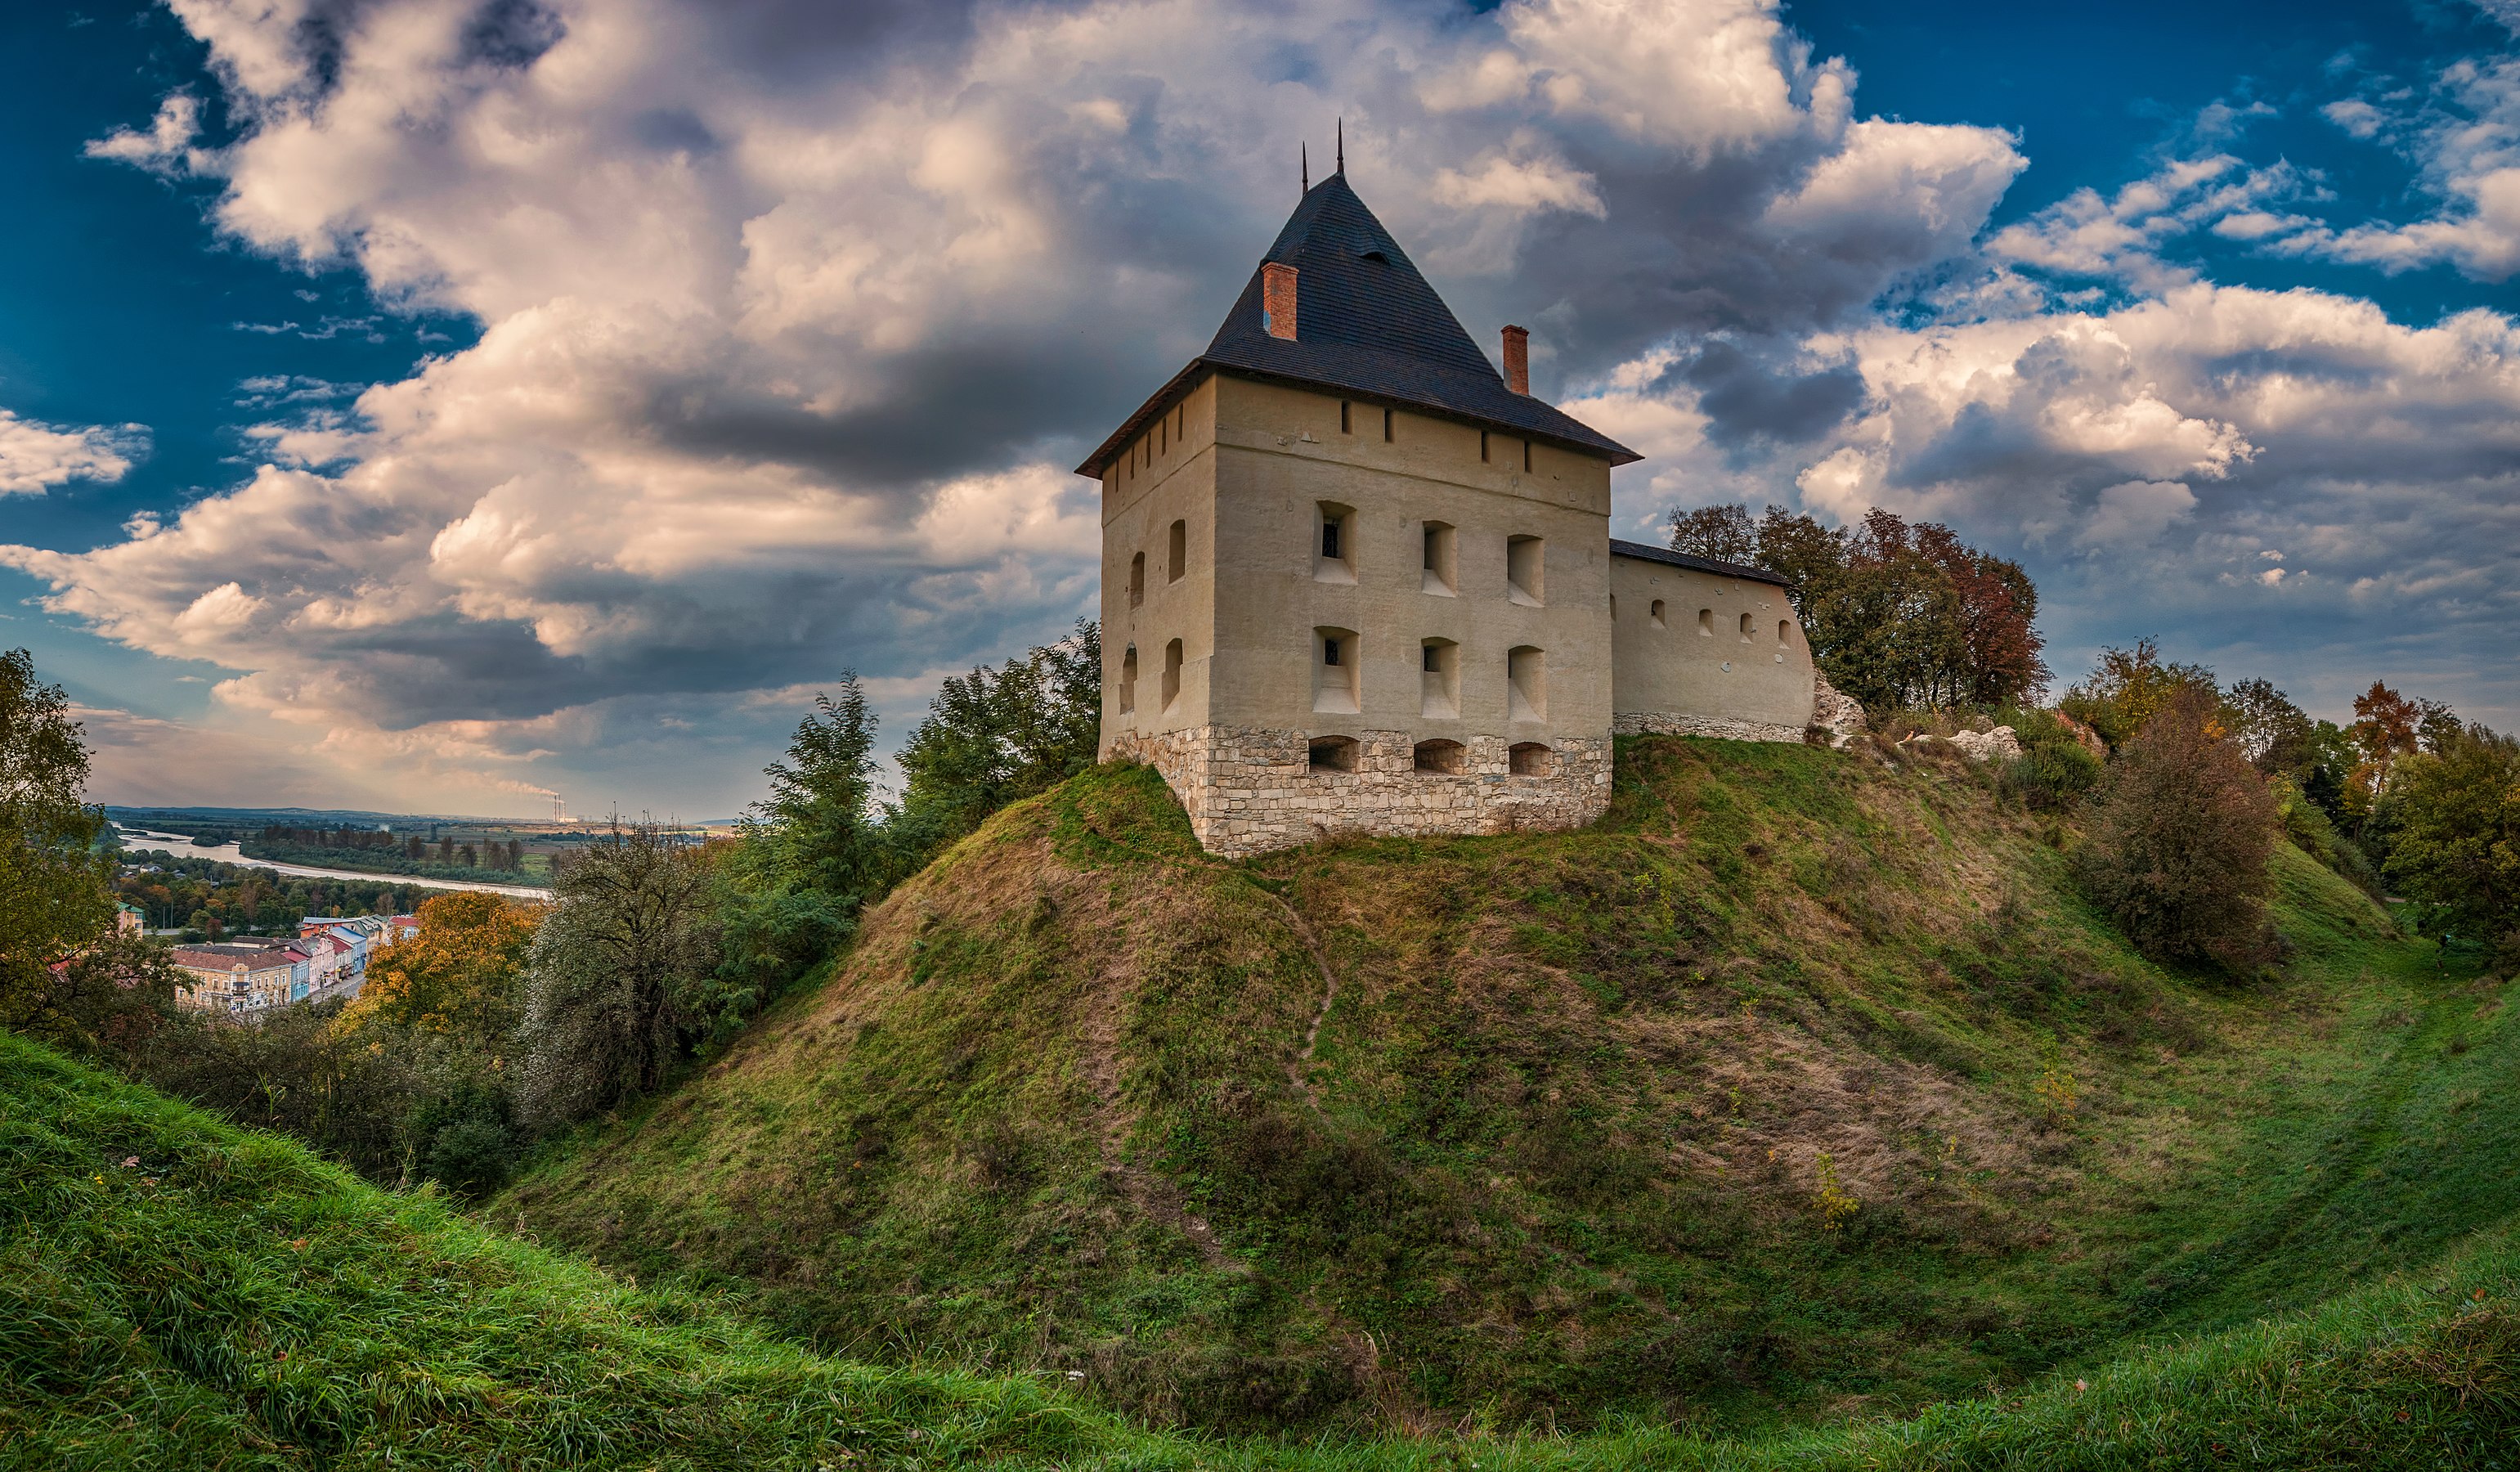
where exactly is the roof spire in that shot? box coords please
[1336,118,1343,174]
[1301,141,1308,197]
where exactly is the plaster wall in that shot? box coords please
[1608,554,1815,737]
[1099,376,1220,752]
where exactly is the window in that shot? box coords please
[1175,405,1185,441]
[1340,400,1352,434]
[1315,502,1356,584]
[1128,552,1145,608]
[1419,639,1459,719]
[1507,645,1545,721]
[1739,612,1755,640]
[1421,521,1456,595]
[1509,742,1552,776]
[1522,440,1532,473]
[1480,430,1490,463]
[1650,599,1666,628]
[1168,519,1186,582]
[1698,608,1714,636]
[1383,407,1393,442]
[1309,735,1358,773]
[1506,536,1544,605]
[1413,738,1466,774]
[1119,644,1138,714]
[1778,618,1792,644]
[1161,639,1184,711]
[1313,628,1360,714]
[1159,418,1166,456]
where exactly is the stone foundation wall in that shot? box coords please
[1611,710,1808,744]
[1109,725,1611,859]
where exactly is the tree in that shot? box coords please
[1668,503,1759,563]
[345,891,543,1043]
[2074,685,2281,968]
[1914,521,2050,707]
[895,619,1103,852]
[2059,639,2218,752]
[2383,725,2520,962]
[514,819,721,1129]
[2223,678,2316,774]
[2351,681,2421,791]
[1,649,114,1021]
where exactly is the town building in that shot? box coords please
[169,944,298,1014]
[1082,166,1819,857]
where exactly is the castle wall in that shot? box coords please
[1608,552,1816,738]
[1099,377,1221,752]
[1108,724,1610,859]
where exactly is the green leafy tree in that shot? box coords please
[2074,685,2281,968]
[2223,678,2317,774]
[1667,503,1759,563]
[2059,639,2217,751]
[0,649,116,1026]
[515,819,721,1129]
[895,619,1102,855]
[2383,725,2520,961]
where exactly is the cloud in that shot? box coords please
[83,92,209,176]
[0,410,149,493]
[2078,479,2197,547]
[27,0,2035,807]
[2280,60,2520,280]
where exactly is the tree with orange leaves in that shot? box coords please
[2351,681,2422,793]
[346,891,543,1044]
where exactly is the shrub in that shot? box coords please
[1996,707,2105,811]
[2074,686,2281,969]
[2273,776,2383,895]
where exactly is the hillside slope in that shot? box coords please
[6,1025,2518,1470]
[498,736,2514,1435]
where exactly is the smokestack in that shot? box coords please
[1501,325,1529,394]
[1263,263,1298,341]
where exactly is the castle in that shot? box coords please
[1082,167,1818,857]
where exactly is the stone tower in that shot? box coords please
[1078,168,1641,857]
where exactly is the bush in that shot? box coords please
[2273,777,2383,895]
[1996,707,2105,811]
[2383,726,2520,952]
[2074,686,2281,969]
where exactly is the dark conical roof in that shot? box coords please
[1078,173,1639,475]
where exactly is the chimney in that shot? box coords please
[1501,325,1530,395]
[1262,263,1298,340]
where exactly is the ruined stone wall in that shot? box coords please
[1110,725,1610,859]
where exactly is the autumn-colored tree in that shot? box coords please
[1668,503,1759,563]
[2351,681,2421,792]
[348,891,543,1043]
[2075,684,2282,968]
[1914,520,2050,707]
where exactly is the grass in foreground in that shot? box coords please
[3,1025,2518,1469]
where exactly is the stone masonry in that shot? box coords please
[1110,725,1612,859]
[1611,711,1807,743]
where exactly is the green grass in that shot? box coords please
[6,1025,2520,1468]
[493,737,2520,1439]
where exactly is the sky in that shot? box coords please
[2,0,2516,819]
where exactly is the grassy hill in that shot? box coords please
[495,736,2520,1438]
[7,998,2519,1468]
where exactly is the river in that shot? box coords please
[116,828,554,900]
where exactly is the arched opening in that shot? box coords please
[1778,618,1792,644]
[1419,638,1459,718]
[1506,535,1544,605]
[1650,599,1666,628]
[1739,611,1755,640]
[1698,608,1714,636]
[1413,738,1467,774]
[1509,742,1552,777]
[1128,552,1145,608]
[1161,639,1183,711]
[1308,735,1358,773]
[1316,502,1356,584]
[1119,644,1137,714]
[1507,645,1545,722]
[1313,627,1360,714]
[1167,520,1186,582]
[1421,521,1456,595]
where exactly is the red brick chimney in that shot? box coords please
[1262,263,1298,341]
[1501,325,1530,394]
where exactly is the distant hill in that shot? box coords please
[499,738,2520,1438]
[105,805,500,828]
